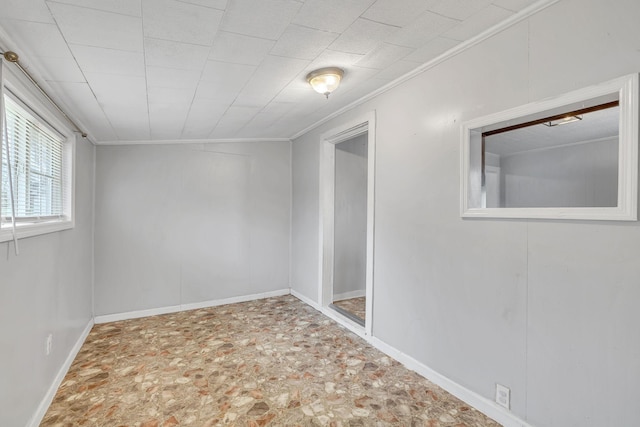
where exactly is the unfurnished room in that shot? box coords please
[1,0,639,426]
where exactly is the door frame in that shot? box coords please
[318,111,376,337]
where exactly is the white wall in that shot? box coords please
[0,136,94,427]
[333,134,368,299]
[94,141,291,316]
[291,1,640,426]
[498,138,618,207]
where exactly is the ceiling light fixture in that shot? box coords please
[542,115,583,127]
[306,67,344,99]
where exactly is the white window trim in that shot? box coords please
[1,63,76,243]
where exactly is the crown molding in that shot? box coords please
[289,0,561,141]
[94,137,292,146]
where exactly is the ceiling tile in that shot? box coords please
[47,2,143,51]
[208,32,275,65]
[428,0,493,20]
[306,49,365,71]
[373,59,420,80]
[84,72,148,109]
[146,66,201,89]
[149,102,190,139]
[147,86,196,105]
[0,20,73,58]
[362,0,438,26]
[233,55,309,106]
[181,99,228,139]
[329,18,399,55]
[101,102,150,140]
[270,25,339,60]
[403,36,459,63]
[292,0,375,33]
[174,0,227,10]
[386,11,459,48]
[356,43,414,69]
[195,61,256,103]
[40,57,86,82]
[210,105,261,137]
[220,0,301,40]
[491,0,538,12]
[142,0,222,46]
[46,0,142,16]
[1,0,55,23]
[45,80,118,141]
[144,38,210,71]
[70,44,145,76]
[443,4,513,41]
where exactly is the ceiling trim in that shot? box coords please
[94,137,292,146]
[289,0,561,141]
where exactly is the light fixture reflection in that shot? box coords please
[306,67,344,99]
[542,115,583,127]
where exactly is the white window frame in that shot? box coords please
[0,66,75,243]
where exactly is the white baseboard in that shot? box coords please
[369,337,534,427]
[290,289,367,339]
[333,289,366,301]
[94,288,291,324]
[27,319,94,427]
[290,289,532,427]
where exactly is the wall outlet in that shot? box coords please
[495,383,510,409]
[46,334,53,356]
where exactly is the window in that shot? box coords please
[1,89,74,242]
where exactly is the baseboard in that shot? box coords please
[332,289,366,301]
[290,290,532,427]
[94,288,291,324]
[290,288,321,310]
[291,289,367,338]
[27,318,94,427]
[369,337,534,427]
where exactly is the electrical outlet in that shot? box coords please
[495,383,510,409]
[46,334,53,356]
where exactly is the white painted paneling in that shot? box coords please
[0,138,94,427]
[94,141,291,316]
[292,1,640,426]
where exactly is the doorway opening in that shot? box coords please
[319,112,375,336]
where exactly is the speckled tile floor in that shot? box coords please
[41,295,501,427]
[333,297,366,322]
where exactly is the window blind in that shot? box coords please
[1,94,65,222]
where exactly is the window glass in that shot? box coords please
[1,94,65,222]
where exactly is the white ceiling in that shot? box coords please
[0,0,541,143]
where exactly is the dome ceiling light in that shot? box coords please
[306,67,344,99]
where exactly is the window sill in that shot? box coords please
[0,219,74,243]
